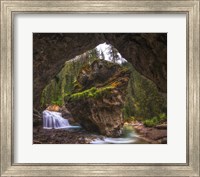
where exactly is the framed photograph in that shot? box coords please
[1,0,199,176]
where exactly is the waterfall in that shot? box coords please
[43,110,71,129]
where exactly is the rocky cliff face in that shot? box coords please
[33,33,167,111]
[65,60,131,137]
[40,51,96,108]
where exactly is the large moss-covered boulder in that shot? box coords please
[65,60,131,137]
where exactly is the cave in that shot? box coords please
[33,33,167,143]
[33,33,167,111]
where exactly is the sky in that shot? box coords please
[96,43,127,65]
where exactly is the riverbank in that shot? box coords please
[33,122,167,144]
[128,121,167,144]
[33,125,103,144]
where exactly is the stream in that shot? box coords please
[90,125,148,144]
[42,110,149,144]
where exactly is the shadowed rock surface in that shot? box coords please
[33,33,167,111]
[65,60,131,137]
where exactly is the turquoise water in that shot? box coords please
[90,125,148,144]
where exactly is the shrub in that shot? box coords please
[158,113,167,122]
[143,113,167,127]
[51,96,63,106]
[143,119,157,127]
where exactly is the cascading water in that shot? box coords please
[90,125,148,144]
[42,110,148,143]
[43,110,78,129]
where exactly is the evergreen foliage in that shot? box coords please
[122,62,167,124]
[40,50,98,107]
[40,44,167,127]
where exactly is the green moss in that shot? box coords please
[40,51,98,107]
[66,86,114,101]
[122,62,167,121]
[51,96,63,106]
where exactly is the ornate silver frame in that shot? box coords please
[1,1,199,176]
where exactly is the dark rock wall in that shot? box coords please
[33,33,166,110]
[103,33,167,93]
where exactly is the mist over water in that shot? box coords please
[90,125,148,144]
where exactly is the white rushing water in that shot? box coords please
[42,111,147,144]
[90,137,137,144]
[90,125,142,144]
[43,110,80,129]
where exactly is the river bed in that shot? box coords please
[33,124,150,144]
[40,110,149,144]
[90,125,149,144]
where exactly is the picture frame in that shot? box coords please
[0,0,199,176]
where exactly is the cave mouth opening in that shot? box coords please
[95,42,127,65]
[38,41,167,131]
[39,42,129,109]
[33,33,167,113]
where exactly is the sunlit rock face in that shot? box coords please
[33,33,167,110]
[65,60,131,137]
